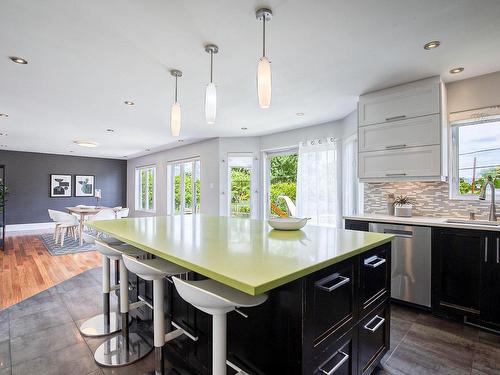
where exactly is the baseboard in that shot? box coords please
[6,222,56,232]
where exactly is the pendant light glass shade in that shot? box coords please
[205,82,217,124]
[170,102,181,137]
[257,56,272,109]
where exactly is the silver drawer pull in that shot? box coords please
[385,173,406,177]
[385,115,406,121]
[385,144,407,149]
[318,350,349,375]
[363,315,385,333]
[383,228,413,238]
[364,255,386,268]
[497,238,499,264]
[485,237,488,263]
[315,274,350,292]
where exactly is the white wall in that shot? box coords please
[447,71,500,113]
[127,113,356,220]
[126,138,220,217]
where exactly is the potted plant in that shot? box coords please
[394,194,413,217]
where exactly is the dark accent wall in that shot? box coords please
[0,150,127,225]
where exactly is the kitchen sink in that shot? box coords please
[444,218,500,226]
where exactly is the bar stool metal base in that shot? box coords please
[79,312,121,337]
[94,332,153,367]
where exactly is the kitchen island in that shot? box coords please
[88,215,393,375]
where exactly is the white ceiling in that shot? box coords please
[1,0,500,159]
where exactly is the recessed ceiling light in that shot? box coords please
[73,140,99,148]
[106,128,114,132]
[124,101,135,106]
[423,40,440,50]
[0,113,8,118]
[9,56,28,64]
[449,67,464,74]
[241,127,248,130]
[296,112,304,117]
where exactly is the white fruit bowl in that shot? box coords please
[268,217,310,231]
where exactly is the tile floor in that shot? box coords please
[0,268,499,375]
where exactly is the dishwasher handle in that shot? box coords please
[383,228,413,238]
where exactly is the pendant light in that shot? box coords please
[256,8,273,109]
[204,44,219,124]
[170,69,182,137]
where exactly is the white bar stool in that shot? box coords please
[122,254,197,375]
[93,239,154,368]
[79,232,124,337]
[172,277,268,375]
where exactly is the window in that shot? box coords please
[135,166,156,211]
[168,158,200,215]
[228,154,254,217]
[451,113,500,199]
[264,149,298,218]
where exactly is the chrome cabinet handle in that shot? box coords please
[315,274,350,292]
[385,173,407,177]
[385,115,406,122]
[318,350,349,375]
[363,315,385,333]
[485,237,488,263]
[385,144,407,149]
[496,237,499,264]
[364,255,386,268]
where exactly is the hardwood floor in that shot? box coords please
[0,232,101,310]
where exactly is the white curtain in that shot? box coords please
[296,137,340,227]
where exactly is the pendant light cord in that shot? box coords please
[174,75,178,102]
[210,50,213,83]
[262,17,266,57]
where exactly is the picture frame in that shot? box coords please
[74,175,95,197]
[50,174,72,198]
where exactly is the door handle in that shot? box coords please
[385,115,406,122]
[485,237,488,263]
[364,255,386,268]
[363,315,385,333]
[315,274,350,292]
[318,350,349,375]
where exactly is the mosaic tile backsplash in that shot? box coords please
[364,181,492,218]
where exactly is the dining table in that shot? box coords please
[66,206,122,245]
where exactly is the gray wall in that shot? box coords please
[0,150,127,225]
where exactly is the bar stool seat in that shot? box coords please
[79,233,125,338]
[173,277,268,375]
[122,255,191,375]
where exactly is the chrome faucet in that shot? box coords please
[479,176,497,221]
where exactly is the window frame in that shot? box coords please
[167,157,201,215]
[135,165,157,212]
[450,115,499,200]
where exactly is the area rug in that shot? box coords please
[39,232,95,256]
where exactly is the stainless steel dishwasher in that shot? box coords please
[369,223,432,308]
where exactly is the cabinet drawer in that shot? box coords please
[359,77,441,126]
[306,260,356,347]
[359,301,390,375]
[359,145,441,180]
[312,329,357,375]
[359,244,390,317]
[359,114,440,152]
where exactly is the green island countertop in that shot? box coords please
[87,215,393,295]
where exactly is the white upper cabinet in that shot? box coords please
[357,76,448,182]
[359,77,441,127]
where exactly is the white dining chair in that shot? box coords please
[49,210,79,246]
[116,208,129,219]
[48,209,64,241]
[92,208,116,220]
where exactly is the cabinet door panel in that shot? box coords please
[433,228,485,316]
[358,114,440,152]
[359,244,390,318]
[486,235,500,326]
[359,77,440,126]
[359,145,441,180]
[311,328,357,375]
